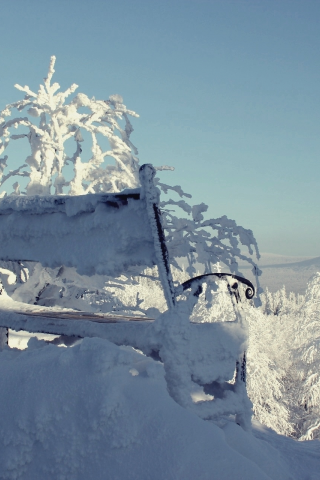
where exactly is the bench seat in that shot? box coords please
[0,295,245,386]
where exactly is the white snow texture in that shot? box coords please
[0,192,155,276]
[0,337,297,480]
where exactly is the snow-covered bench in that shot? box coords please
[0,164,255,429]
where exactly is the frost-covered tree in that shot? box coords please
[247,274,320,439]
[153,178,262,300]
[0,56,139,196]
[245,304,294,436]
[260,286,305,317]
[292,273,320,440]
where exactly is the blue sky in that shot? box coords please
[1,0,319,256]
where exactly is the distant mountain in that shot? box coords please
[258,255,320,270]
[239,253,315,267]
[239,254,320,294]
[191,254,320,295]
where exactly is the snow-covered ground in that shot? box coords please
[9,330,58,350]
[0,332,318,480]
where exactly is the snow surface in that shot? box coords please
[0,336,319,480]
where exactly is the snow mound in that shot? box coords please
[0,338,293,480]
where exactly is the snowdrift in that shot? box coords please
[0,337,297,480]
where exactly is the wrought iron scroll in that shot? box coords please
[178,273,255,301]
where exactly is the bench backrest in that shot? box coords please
[0,164,176,309]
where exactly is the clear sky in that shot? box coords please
[1,0,319,256]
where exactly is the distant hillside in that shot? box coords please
[240,254,320,294]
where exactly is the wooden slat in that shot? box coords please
[15,310,154,324]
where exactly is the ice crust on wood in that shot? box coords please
[139,164,176,309]
[0,193,156,276]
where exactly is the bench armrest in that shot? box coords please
[175,273,255,301]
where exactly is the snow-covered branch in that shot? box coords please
[0,57,140,196]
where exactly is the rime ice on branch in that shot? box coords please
[155,177,262,296]
[0,56,140,196]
